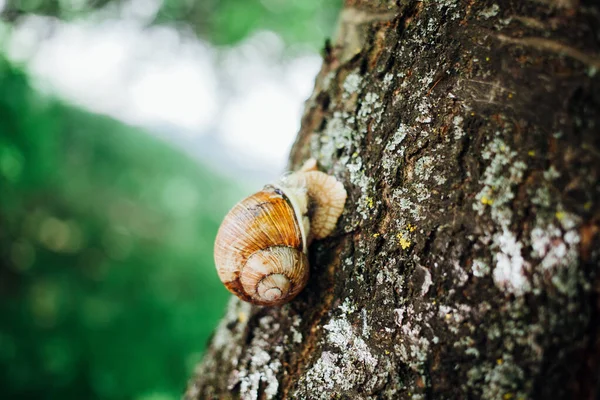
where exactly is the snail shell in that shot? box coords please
[214,159,346,306]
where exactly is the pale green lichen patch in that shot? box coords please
[315,111,355,168]
[473,137,530,295]
[479,4,500,19]
[474,133,586,297]
[342,69,363,97]
[414,156,435,181]
[394,303,433,373]
[467,356,527,400]
[381,123,410,174]
[311,105,378,225]
[473,137,527,226]
[357,92,384,129]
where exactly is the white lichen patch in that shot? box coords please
[439,303,472,334]
[543,165,560,181]
[493,229,531,296]
[382,124,411,174]
[453,260,470,286]
[362,308,372,338]
[289,315,303,344]
[530,221,581,296]
[383,72,394,86]
[357,92,383,128]
[420,266,433,296]
[231,316,286,400]
[317,111,355,167]
[339,297,357,314]
[531,186,552,208]
[452,115,465,140]
[395,304,433,371]
[415,97,433,124]
[344,154,377,222]
[475,134,585,298]
[343,69,363,97]
[415,156,435,181]
[376,257,406,298]
[472,258,490,277]
[454,336,478,357]
[299,314,381,397]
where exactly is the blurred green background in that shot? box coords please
[0,1,341,399]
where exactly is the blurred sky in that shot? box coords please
[2,0,322,182]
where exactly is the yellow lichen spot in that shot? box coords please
[397,234,411,250]
[471,112,476,116]
[496,358,503,365]
[406,223,417,232]
[528,150,535,157]
[485,57,490,61]
[508,93,513,99]
[352,152,359,158]
[481,196,494,206]
[238,311,248,324]
[385,350,390,355]
[366,197,374,209]
[373,233,380,238]
[445,313,452,320]
[555,211,565,221]
[503,393,514,400]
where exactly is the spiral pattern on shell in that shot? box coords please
[214,187,310,306]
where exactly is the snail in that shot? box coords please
[214,159,347,306]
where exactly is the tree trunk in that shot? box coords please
[185,1,600,398]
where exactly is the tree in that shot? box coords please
[185,1,600,398]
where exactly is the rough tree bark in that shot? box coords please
[185,1,600,398]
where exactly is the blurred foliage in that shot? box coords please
[0,0,342,48]
[0,57,237,399]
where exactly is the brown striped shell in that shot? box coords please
[214,186,309,306]
[214,159,347,306]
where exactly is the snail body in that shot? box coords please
[214,159,346,306]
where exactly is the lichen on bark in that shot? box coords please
[186,1,600,399]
